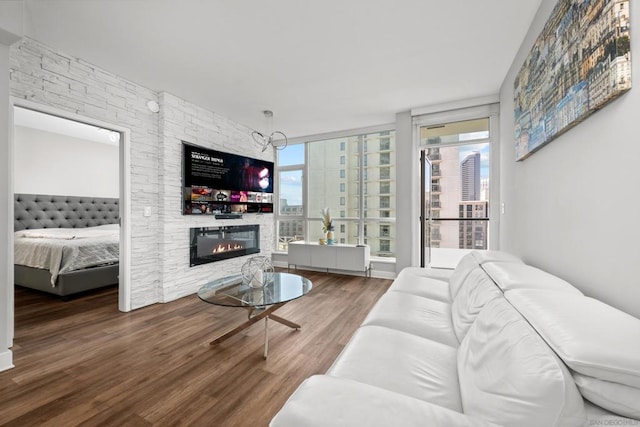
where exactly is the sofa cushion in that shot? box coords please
[451,268,502,342]
[449,250,523,299]
[458,298,586,427]
[505,290,640,388]
[482,262,582,294]
[389,269,451,303]
[361,292,458,347]
[573,373,640,419]
[327,325,462,411]
[400,266,455,281]
[470,250,523,265]
[447,255,481,300]
[270,375,498,427]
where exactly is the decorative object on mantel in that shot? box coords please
[321,207,335,245]
[241,256,275,288]
[514,0,631,161]
[251,110,289,152]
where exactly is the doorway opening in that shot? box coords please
[11,104,131,315]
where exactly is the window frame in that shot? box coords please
[412,102,500,250]
[275,146,306,251]
[275,123,396,259]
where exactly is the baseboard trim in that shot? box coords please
[0,349,14,372]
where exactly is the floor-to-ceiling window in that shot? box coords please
[276,128,396,258]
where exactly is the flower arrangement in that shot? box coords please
[321,207,334,233]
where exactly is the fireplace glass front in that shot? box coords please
[190,225,260,266]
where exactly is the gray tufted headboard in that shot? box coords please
[14,194,120,231]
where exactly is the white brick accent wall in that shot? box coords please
[158,93,274,302]
[9,38,273,309]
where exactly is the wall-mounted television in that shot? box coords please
[182,142,274,215]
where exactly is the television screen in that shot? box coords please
[182,142,274,215]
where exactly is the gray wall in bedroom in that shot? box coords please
[499,0,640,318]
[14,126,119,198]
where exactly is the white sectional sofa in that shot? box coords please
[271,251,640,426]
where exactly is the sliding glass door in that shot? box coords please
[418,117,492,267]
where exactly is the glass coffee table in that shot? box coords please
[198,272,312,358]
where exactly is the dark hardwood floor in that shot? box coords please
[0,271,392,426]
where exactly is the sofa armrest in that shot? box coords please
[270,375,499,427]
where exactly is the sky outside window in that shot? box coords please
[278,144,304,166]
[278,144,305,208]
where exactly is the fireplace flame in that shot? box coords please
[212,243,244,254]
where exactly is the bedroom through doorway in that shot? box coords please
[11,105,131,321]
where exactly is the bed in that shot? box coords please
[14,194,120,297]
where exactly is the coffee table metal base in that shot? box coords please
[209,303,300,359]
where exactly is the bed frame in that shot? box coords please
[14,193,120,297]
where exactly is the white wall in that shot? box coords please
[14,126,119,198]
[0,1,22,372]
[1,41,14,373]
[499,0,640,318]
[394,110,416,273]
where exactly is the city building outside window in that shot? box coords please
[277,130,396,257]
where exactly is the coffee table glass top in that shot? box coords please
[198,272,312,308]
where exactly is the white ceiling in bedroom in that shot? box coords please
[13,107,120,146]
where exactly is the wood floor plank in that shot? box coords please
[0,270,391,426]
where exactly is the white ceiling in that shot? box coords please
[14,106,120,146]
[22,0,541,138]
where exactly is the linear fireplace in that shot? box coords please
[190,225,260,266]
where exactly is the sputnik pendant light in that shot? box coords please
[251,110,288,152]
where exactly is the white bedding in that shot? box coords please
[14,224,119,286]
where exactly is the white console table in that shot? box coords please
[287,241,371,277]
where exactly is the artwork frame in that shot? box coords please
[514,0,631,161]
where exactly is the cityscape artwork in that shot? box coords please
[514,0,631,161]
